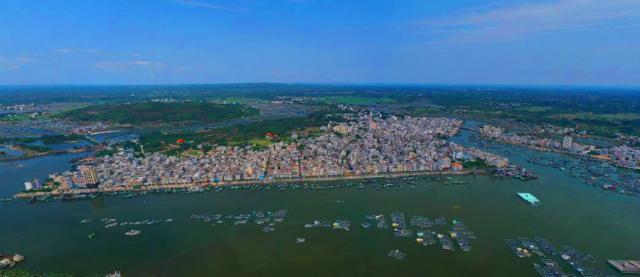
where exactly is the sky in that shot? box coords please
[0,0,639,86]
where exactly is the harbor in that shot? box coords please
[1,122,639,276]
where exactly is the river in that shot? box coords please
[0,124,638,276]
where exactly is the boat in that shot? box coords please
[388,249,406,261]
[88,233,96,239]
[125,229,141,236]
[517,192,541,206]
[296,238,306,244]
[607,260,640,274]
[105,222,119,228]
[106,271,122,277]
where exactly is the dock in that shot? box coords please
[607,260,640,274]
[517,192,541,206]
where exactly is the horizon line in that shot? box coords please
[0,82,639,90]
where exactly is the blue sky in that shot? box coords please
[0,0,639,86]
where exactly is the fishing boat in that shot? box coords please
[125,229,141,237]
[388,249,406,261]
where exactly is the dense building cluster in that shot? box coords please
[47,113,510,189]
[481,125,640,169]
[603,146,640,169]
[481,125,595,153]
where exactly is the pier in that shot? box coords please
[607,260,640,274]
[14,170,473,199]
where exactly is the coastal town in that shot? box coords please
[21,112,518,197]
[480,124,640,170]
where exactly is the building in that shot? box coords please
[562,136,573,149]
[24,181,33,191]
[480,125,504,138]
[53,175,74,189]
[24,178,41,191]
[332,124,351,134]
[79,165,98,185]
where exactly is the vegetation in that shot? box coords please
[0,114,31,122]
[57,101,259,125]
[40,134,87,144]
[139,109,348,154]
[5,83,640,138]
[16,144,52,153]
[462,159,494,170]
[0,269,74,277]
[322,96,396,105]
[95,148,118,157]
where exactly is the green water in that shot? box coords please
[1,129,639,276]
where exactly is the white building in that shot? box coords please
[562,136,573,149]
[24,178,41,191]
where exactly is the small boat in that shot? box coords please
[105,222,118,228]
[125,229,141,236]
[388,249,406,261]
[88,233,96,239]
[296,238,306,244]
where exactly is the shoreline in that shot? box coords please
[0,147,91,163]
[14,170,476,199]
[477,135,640,171]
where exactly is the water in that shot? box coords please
[27,140,92,151]
[1,126,639,276]
[0,145,24,157]
[0,152,86,196]
[91,131,138,144]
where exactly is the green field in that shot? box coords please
[322,96,396,105]
[0,114,31,122]
[57,101,259,124]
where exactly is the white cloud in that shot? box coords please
[0,55,38,70]
[54,48,101,54]
[417,0,640,42]
[94,60,166,71]
[170,0,247,12]
[55,48,74,54]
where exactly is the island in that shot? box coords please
[15,110,530,200]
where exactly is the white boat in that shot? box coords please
[125,229,141,236]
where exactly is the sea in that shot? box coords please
[0,123,639,276]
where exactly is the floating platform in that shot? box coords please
[607,260,640,274]
[517,193,541,206]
